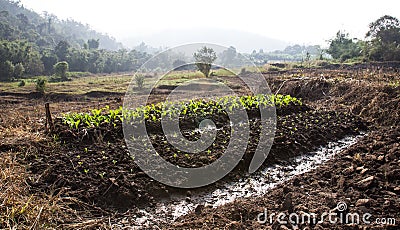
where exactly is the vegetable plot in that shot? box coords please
[62,94,302,130]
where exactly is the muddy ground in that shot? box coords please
[0,65,399,229]
[170,127,400,229]
[168,69,400,229]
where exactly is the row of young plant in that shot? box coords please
[62,94,302,129]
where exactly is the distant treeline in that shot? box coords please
[248,45,323,64]
[1,0,399,81]
[0,0,121,50]
[0,0,153,80]
[247,15,400,65]
[325,15,400,62]
[0,39,154,81]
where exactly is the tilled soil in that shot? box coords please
[1,66,399,229]
[23,104,367,213]
[169,127,400,229]
[166,68,400,229]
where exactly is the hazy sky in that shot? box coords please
[19,0,400,48]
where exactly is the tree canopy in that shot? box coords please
[193,46,217,77]
[326,31,363,62]
[326,15,400,62]
[365,15,400,61]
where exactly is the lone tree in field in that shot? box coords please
[193,46,217,77]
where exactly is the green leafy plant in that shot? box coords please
[134,74,145,89]
[18,80,26,87]
[62,94,302,130]
[35,77,47,93]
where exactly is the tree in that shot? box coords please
[365,15,400,61]
[0,61,14,81]
[55,41,70,61]
[193,46,217,77]
[366,15,400,42]
[16,13,29,30]
[326,31,362,62]
[220,46,237,66]
[305,52,311,68]
[87,39,99,49]
[54,61,69,80]
[67,49,89,72]
[173,59,191,70]
[41,50,58,74]
[14,63,24,78]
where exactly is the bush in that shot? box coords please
[18,80,25,87]
[265,64,282,72]
[135,74,145,89]
[54,61,69,80]
[35,77,47,93]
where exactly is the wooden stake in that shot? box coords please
[45,102,54,132]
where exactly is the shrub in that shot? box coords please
[18,80,25,87]
[53,61,69,80]
[35,77,47,93]
[265,64,282,72]
[135,74,145,89]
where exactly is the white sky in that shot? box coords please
[19,0,400,48]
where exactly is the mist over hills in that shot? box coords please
[0,0,325,80]
[1,0,291,53]
[120,28,289,53]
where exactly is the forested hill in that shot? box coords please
[0,0,153,80]
[0,0,122,50]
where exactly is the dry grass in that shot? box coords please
[0,151,57,229]
[0,150,118,229]
[0,99,116,229]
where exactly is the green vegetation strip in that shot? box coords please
[62,94,302,129]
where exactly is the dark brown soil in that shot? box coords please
[169,127,400,229]
[165,66,400,229]
[1,65,399,229]
[23,103,367,213]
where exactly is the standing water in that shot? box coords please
[129,134,365,227]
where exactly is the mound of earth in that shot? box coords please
[169,127,400,229]
[24,103,367,212]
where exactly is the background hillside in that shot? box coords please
[0,0,122,50]
[0,0,152,80]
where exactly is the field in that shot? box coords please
[1,64,399,229]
